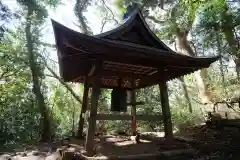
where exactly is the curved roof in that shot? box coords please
[51,19,219,89]
[95,9,174,52]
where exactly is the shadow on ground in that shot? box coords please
[2,122,240,159]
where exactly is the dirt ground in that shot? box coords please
[175,124,240,159]
[68,134,191,157]
[0,134,193,159]
[2,123,240,159]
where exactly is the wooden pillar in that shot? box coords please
[85,62,102,155]
[159,78,173,139]
[131,90,137,136]
[77,80,89,138]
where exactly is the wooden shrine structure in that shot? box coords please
[51,9,219,155]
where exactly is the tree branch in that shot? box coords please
[46,65,82,104]
[100,0,118,25]
[189,40,197,54]
[45,74,55,78]
[193,97,240,114]
[39,41,56,48]
[40,55,82,104]
[100,18,107,33]
[192,98,208,105]
[214,100,240,115]
[0,66,25,80]
[147,15,165,24]
[0,69,9,79]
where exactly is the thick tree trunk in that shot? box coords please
[215,30,225,84]
[179,77,192,113]
[176,32,213,109]
[26,8,51,141]
[77,81,89,138]
[221,3,240,80]
[195,70,212,105]
[174,41,193,112]
[74,0,93,139]
[234,58,240,79]
[223,26,240,79]
[223,27,240,79]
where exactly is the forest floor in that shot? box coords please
[1,123,240,159]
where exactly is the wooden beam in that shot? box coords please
[95,114,162,121]
[101,69,145,78]
[85,61,102,155]
[60,50,166,70]
[159,69,173,139]
[87,83,133,90]
[77,80,89,138]
[136,71,163,89]
[135,67,201,89]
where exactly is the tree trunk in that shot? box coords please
[75,0,92,139]
[76,0,92,35]
[77,81,89,138]
[174,41,193,112]
[223,26,240,79]
[25,8,51,141]
[71,96,76,137]
[179,77,192,113]
[215,30,225,85]
[221,2,240,80]
[176,31,213,110]
[195,70,213,105]
[234,58,240,79]
[223,27,240,79]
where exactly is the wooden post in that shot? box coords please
[131,90,137,136]
[77,80,89,138]
[159,73,173,139]
[85,62,102,155]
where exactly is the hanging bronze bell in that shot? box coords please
[111,88,127,112]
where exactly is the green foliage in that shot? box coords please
[44,0,62,9]
[46,82,80,138]
[17,0,48,22]
[0,40,40,149]
[114,0,127,14]
[0,0,63,148]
